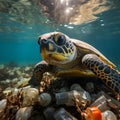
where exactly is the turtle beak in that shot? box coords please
[38,36,48,46]
[40,39,48,49]
[38,37,48,60]
[38,36,48,53]
[38,37,56,53]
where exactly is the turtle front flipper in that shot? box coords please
[82,54,120,94]
[29,60,53,86]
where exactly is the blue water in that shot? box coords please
[0,7,120,67]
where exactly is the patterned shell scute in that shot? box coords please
[71,38,116,68]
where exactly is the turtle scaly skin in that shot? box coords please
[30,32,120,94]
[82,54,120,94]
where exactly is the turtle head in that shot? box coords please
[38,32,77,65]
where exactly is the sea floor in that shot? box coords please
[0,63,34,89]
[0,63,120,120]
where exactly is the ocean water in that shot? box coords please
[0,0,120,68]
[0,1,120,119]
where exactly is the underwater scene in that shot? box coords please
[0,0,120,120]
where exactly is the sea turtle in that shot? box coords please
[31,32,120,94]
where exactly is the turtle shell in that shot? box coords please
[71,38,116,68]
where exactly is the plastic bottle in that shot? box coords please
[55,90,91,106]
[102,110,117,120]
[54,108,78,120]
[90,95,110,112]
[84,107,117,120]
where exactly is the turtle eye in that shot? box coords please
[56,35,66,46]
